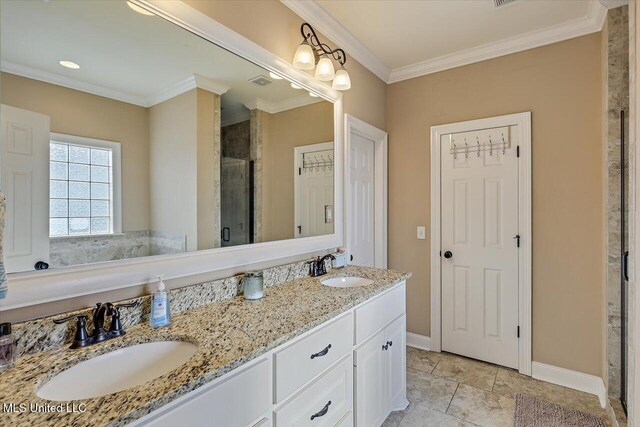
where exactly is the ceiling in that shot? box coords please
[284,0,608,83]
[1,0,322,121]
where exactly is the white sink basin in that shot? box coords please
[37,340,197,401]
[321,276,374,288]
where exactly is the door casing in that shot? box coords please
[345,114,388,268]
[430,112,532,375]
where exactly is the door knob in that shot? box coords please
[34,261,49,270]
[443,251,453,259]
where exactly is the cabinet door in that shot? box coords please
[385,315,406,412]
[355,330,387,427]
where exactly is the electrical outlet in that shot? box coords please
[417,226,426,240]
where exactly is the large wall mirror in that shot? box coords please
[1,0,337,281]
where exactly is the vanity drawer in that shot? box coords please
[274,355,353,427]
[274,312,353,402]
[355,283,405,345]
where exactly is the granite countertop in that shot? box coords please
[0,266,410,427]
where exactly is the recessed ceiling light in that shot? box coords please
[59,60,80,70]
[309,92,319,97]
[291,83,302,90]
[127,1,155,16]
[269,72,283,80]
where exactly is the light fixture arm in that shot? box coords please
[300,23,347,66]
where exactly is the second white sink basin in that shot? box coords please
[37,340,197,401]
[322,276,374,288]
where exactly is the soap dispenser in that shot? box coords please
[149,276,171,328]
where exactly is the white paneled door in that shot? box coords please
[295,142,335,238]
[441,128,519,369]
[1,105,50,273]
[348,134,375,267]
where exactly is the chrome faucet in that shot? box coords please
[308,254,336,277]
[53,301,136,349]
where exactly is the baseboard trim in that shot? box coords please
[531,362,607,408]
[407,332,431,351]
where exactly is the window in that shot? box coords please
[49,134,121,237]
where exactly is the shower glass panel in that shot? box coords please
[221,157,252,247]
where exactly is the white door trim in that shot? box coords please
[430,112,532,375]
[345,114,388,268]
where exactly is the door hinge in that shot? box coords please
[297,225,302,234]
[439,251,442,257]
[517,146,520,157]
[298,167,302,175]
[514,234,520,248]
[517,326,520,338]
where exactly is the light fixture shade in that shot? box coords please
[269,71,283,80]
[293,42,315,70]
[315,56,335,81]
[332,67,351,90]
[309,91,319,97]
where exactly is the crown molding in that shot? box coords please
[280,0,391,82]
[2,61,232,107]
[280,0,606,85]
[388,0,607,83]
[1,60,149,106]
[243,94,323,114]
[147,73,230,106]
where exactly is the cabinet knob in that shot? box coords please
[382,344,389,351]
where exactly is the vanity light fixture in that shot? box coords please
[291,83,302,90]
[309,91,319,98]
[127,1,155,16]
[293,23,351,91]
[269,71,283,80]
[59,60,80,70]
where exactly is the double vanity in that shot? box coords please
[0,2,403,426]
[1,266,410,426]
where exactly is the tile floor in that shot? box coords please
[383,347,611,427]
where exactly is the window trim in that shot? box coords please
[49,133,122,236]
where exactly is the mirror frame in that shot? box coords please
[0,0,344,310]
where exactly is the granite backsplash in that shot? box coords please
[11,257,325,358]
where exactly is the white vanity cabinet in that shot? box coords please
[133,282,407,427]
[355,315,407,427]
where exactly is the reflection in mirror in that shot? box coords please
[0,0,334,274]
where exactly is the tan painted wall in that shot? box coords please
[0,72,150,232]
[262,101,334,242]
[183,0,387,131]
[149,90,198,251]
[387,34,604,376]
[150,89,221,251]
[196,88,221,250]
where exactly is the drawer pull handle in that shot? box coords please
[311,344,332,359]
[310,400,331,421]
